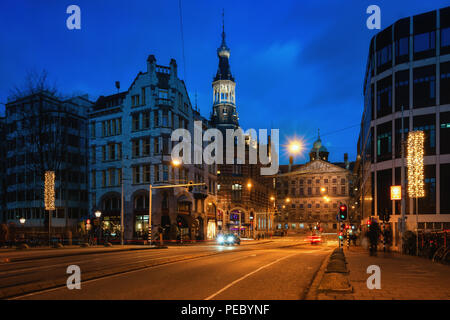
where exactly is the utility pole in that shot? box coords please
[400,105,406,252]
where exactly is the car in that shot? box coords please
[307,232,322,245]
[216,233,240,245]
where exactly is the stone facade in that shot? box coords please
[89,56,217,242]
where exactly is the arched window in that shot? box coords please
[134,195,149,210]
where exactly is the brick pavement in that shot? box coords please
[317,246,450,300]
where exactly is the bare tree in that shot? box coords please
[8,70,73,237]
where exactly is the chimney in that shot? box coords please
[170,58,178,79]
[288,156,293,172]
[147,54,156,74]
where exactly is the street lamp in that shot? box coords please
[95,210,102,244]
[287,140,303,155]
[19,217,26,225]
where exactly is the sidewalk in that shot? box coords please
[318,246,450,300]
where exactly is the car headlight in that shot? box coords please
[217,236,225,243]
[227,236,234,243]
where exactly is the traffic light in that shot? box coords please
[338,232,343,240]
[367,219,372,227]
[339,204,348,220]
[384,211,391,222]
[187,181,193,192]
[86,219,91,231]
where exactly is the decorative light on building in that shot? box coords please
[407,131,425,198]
[44,171,55,210]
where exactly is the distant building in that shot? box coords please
[0,116,6,223]
[355,6,450,248]
[88,56,217,242]
[4,92,91,232]
[274,132,354,232]
[211,23,273,238]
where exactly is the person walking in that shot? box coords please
[367,218,381,256]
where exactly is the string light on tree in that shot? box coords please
[407,131,425,198]
[44,171,56,210]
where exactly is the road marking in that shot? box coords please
[204,253,298,300]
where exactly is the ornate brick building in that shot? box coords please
[211,22,273,238]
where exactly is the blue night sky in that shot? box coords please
[1,0,448,164]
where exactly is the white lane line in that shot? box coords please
[204,253,298,300]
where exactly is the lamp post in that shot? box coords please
[19,217,26,242]
[95,210,102,244]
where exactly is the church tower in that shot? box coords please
[211,12,239,131]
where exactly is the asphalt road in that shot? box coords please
[0,237,334,300]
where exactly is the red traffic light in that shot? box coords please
[340,205,346,211]
[86,219,91,224]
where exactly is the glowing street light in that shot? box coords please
[270,196,275,201]
[95,210,102,218]
[19,217,26,225]
[288,140,303,155]
[171,159,182,167]
[285,198,291,203]
[247,181,253,189]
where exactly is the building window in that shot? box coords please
[413,65,436,108]
[108,168,115,186]
[133,166,140,184]
[143,165,150,183]
[154,111,159,127]
[132,114,140,131]
[132,140,140,158]
[131,95,140,107]
[154,137,160,154]
[395,37,409,63]
[143,112,150,129]
[90,122,96,138]
[163,165,169,182]
[108,144,115,160]
[154,165,160,183]
[232,183,242,201]
[395,70,409,112]
[440,62,450,105]
[413,31,436,59]
[413,114,436,156]
[418,165,436,214]
[143,138,150,156]
[91,146,96,163]
[102,170,106,187]
[377,121,392,161]
[376,44,392,71]
[440,112,450,155]
[395,117,409,158]
[102,146,106,161]
[91,171,96,188]
[162,110,169,127]
[376,76,392,118]
[141,88,146,105]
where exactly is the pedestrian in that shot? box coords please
[367,219,381,256]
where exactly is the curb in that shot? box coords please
[304,250,333,300]
[305,248,353,299]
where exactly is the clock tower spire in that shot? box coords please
[211,10,239,130]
